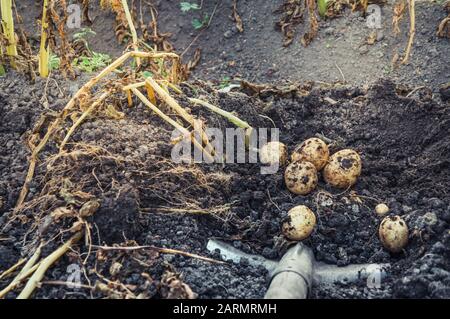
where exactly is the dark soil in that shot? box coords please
[1,70,449,299]
[16,1,449,89]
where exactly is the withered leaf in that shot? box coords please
[79,199,101,217]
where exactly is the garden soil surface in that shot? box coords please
[1,0,449,299]
[1,72,449,299]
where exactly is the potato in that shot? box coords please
[291,138,329,170]
[375,203,389,216]
[282,205,316,241]
[284,161,318,195]
[323,149,362,188]
[379,215,409,253]
[260,141,287,166]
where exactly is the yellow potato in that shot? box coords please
[284,161,318,195]
[379,215,409,253]
[323,149,362,188]
[375,203,389,216]
[260,141,287,166]
[291,138,329,170]
[282,205,316,241]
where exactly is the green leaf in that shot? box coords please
[318,0,328,18]
[72,51,111,73]
[48,53,60,71]
[192,18,203,30]
[180,2,200,12]
[142,71,153,78]
[192,13,208,30]
[0,64,5,76]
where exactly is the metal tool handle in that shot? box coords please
[265,243,314,299]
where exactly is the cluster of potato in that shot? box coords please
[276,137,362,195]
[261,138,408,253]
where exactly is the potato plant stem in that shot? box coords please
[39,0,49,77]
[120,0,140,66]
[17,232,82,299]
[401,0,415,64]
[188,97,251,129]
[132,88,214,162]
[59,92,109,151]
[0,263,40,298]
[1,0,18,67]
[0,258,25,281]
[145,77,215,156]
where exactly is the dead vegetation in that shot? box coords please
[274,0,420,65]
[437,1,450,38]
[1,16,254,295]
[0,0,448,300]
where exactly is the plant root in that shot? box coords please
[91,244,226,265]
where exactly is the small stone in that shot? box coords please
[359,45,369,55]
[402,205,413,213]
[422,212,438,227]
[224,30,233,39]
[252,191,265,200]
[163,254,175,263]
[109,262,123,276]
[320,197,333,207]
[324,27,334,35]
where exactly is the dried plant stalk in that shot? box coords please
[0,245,42,298]
[17,232,82,299]
[16,51,181,208]
[301,0,319,47]
[1,0,18,67]
[401,0,415,64]
[120,0,140,66]
[38,0,49,77]
[91,244,225,264]
[144,77,214,155]
[0,263,40,298]
[59,92,109,151]
[188,98,251,129]
[132,87,214,162]
[0,259,26,281]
